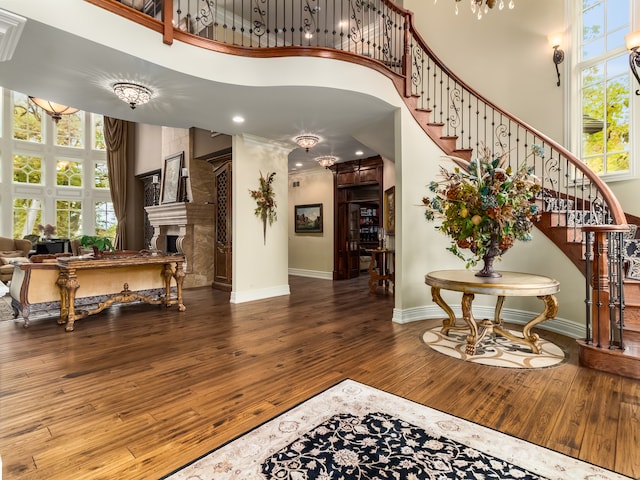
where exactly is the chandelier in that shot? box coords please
[29,97,79,123]
[440,0,515,19]
[112,82,153,109]
[294,134,320,152]
[315,155,337,168]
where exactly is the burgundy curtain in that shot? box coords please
[104,116,128,250]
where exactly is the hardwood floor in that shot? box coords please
[0,275,638,479]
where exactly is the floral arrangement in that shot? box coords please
[422,144,543,271]
[249,171,277,245]
[38,223,56,239]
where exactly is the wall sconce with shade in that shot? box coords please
[28,97,78,123]
[294,134,320,152]
[625,29,640,95]
[548,33,564,87]
[112,82,153,109]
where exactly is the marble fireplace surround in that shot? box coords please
[145,203,215,288]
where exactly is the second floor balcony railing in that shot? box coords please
[89,0,627,232]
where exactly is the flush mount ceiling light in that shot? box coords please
[112,82,153,109]
[295,134,320,152]
[315,155,337,168]
[29,97,79,124]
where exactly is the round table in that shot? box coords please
[425,270,560,355]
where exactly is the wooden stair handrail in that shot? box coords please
[85,0,626,227]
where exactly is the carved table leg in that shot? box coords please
[368,256,378,294]
[432,286,460,335]
[57,271,69,325]
[460,293,480,355]
[63,269,80,332]
[174,260,186,312]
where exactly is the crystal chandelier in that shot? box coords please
[438,0,515,19]
[294,134,320,152]
[112,82,153,109]
[315,155,337,168]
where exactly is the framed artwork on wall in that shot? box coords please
[384,186,395,235]
[161,152,184,204]
[295,204,323,233]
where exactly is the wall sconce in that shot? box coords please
[625,29,640,95]
[548,33,564,87]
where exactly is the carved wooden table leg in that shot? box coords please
[460,292,483,355]
[63,268,80,332]
[56,271,69,326]
[521,294,558,353]
[432,286,462,335]
[174,260,186,312]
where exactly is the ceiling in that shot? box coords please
[0,6,397,173]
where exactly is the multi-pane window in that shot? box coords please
[577,0,632,177]
[12,92,43,143]
[13,154,43,185]
[55,200,83,239]
[55,111,84,148]
[12,198,43,238]
[3,89,110,241]
[95,201,117,238]
[56,159,83,187]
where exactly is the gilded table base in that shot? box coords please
[431,287,558,355]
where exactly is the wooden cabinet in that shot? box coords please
[330,157,384,280]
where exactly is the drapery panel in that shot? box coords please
[104,116,128,250]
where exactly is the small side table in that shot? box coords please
[425,270,559,354]
[367,248,395,294]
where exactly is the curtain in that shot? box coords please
[104,116,128,250]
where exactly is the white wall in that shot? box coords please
[231,134,290,303]
[288,169,334,278]
[134,124,162,176]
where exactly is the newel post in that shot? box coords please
[582,225,628,348]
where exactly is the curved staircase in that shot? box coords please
[87,0,639,378]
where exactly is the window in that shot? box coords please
[12,92,43,143]
[55,200,83,239]
[55,111,84,148]
[56,159,83,187]
[93,114,105,150]
[94,161,109,189]
[576,0,634,178]
[13,154,43,185]
[3,89,108,240]
[12,198,43,238]
[95,201,117,238]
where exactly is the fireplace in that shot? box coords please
[145,203,215,288]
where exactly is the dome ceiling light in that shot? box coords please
[112,82,153,109]
[29,97,79,124]
[315,155,337,168]
[295,134,320,152]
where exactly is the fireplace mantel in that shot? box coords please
[145,202,215,288]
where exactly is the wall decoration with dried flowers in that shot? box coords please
[422,144,544,277]
[249,171,277,245]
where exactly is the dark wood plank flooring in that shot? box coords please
[0,275,638,479]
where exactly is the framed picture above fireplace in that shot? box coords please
[161,151,184,204]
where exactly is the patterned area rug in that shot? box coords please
[422,326,566,369]
[163,379,630,480]
[0,295,14,321]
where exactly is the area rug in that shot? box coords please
[163,379,630,480]
[422,326,566,369]
[0,296,14,321]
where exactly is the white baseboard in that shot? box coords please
[230,284,290,304]
[392,304,584,339]
[288,268,333,280]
